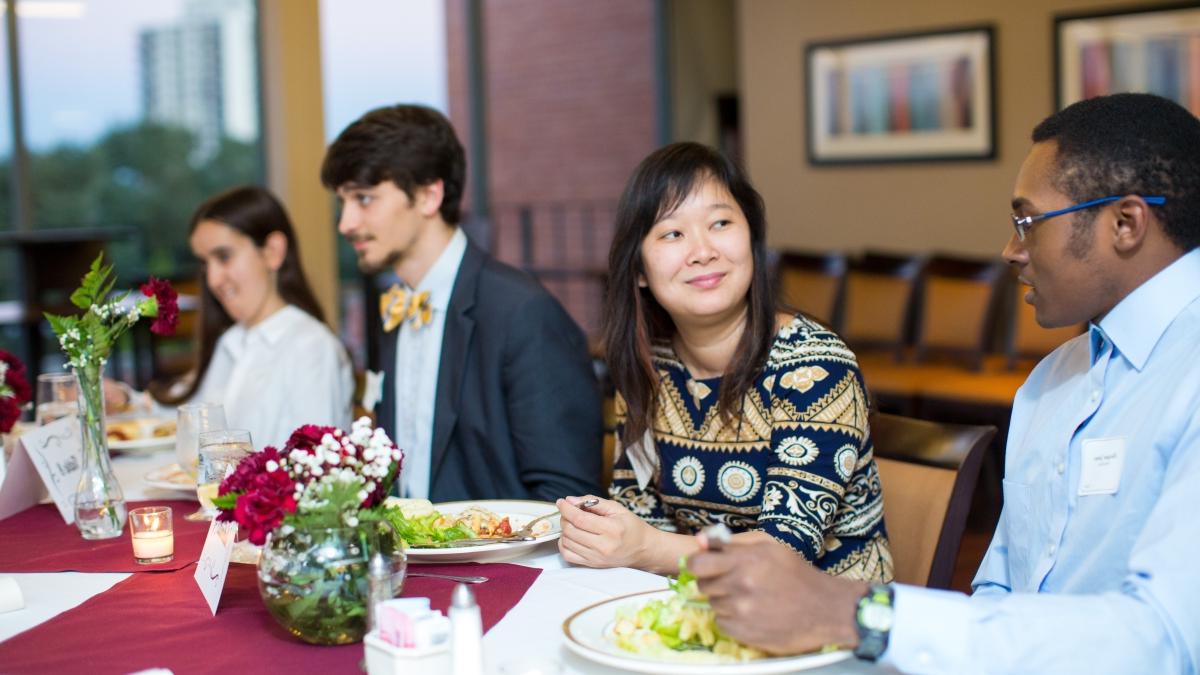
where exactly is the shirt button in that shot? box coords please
[1048,545,1057,557]
[1091,390,1101,402]
[1057,462,1066,475]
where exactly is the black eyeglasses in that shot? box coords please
[1011,195,1166,241]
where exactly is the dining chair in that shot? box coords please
[1004,268,1085,369]
[870,411,996,589]
[840,251,925,361]
[775,250,847,330]
[913,254,1005,371]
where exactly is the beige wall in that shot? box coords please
[671,0,737,147]
[259,0,337,328]
[738,0,1165,257]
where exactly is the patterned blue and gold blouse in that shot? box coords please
[610,314,893,582]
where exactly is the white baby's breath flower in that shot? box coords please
[265,460,279,472]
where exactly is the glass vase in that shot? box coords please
[257,523,403,645]
[72,361,127,539]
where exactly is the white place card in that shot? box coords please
[11,417,82,523]
[194,519,238,615]
[1079,437,1126,496]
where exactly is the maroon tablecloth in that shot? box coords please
[0,560,541,674]
[0,500,212,573]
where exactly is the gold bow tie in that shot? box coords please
[380,285,433,332]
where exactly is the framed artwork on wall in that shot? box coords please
[805,25,995,165]
[1056,3,1200,116]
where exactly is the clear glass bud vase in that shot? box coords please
[73,362,126,539]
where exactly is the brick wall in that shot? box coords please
[445,0,659,338]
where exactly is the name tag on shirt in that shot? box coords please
[1078,437,1126,496]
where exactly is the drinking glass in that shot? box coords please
[176,402,226,479]
[193,428,253,521]
[36,372,78,425]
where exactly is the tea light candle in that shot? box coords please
[129,506,174,564]
[132,530,174,561]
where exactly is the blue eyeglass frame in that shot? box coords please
[1011,195,1166,241]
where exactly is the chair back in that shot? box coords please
[1004,269,1084,368]
[776,251,847,330]
[870,411,995,588]
[841,252,924,359]
[914,255,1004,370]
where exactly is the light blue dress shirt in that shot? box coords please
[394,228,467,499]
[885,248,1200,674]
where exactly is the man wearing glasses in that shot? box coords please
[688,93,1200,673]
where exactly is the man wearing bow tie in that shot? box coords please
[321,104,603,502]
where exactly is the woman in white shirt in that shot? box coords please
[148,186,354,448]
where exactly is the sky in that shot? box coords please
[320,0,447,140]
[0,0,447,154]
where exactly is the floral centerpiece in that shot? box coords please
[214,417,404,645]
[45,253,178,539]
[0,350,32,435]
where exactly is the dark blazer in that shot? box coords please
[377,240,603,502]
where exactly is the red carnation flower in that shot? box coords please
[284,424,338,452]
[140,277,179,336]
[0,350,29,434]
[0,398,19,434]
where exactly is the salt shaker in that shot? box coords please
[367,551,391,633]
[450,583,483,675]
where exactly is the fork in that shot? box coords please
[508,510,561,539]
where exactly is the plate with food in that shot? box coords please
[144,462,197,492]
[383,498,561,564]
[562,566,851,674]
[107,417,176,454]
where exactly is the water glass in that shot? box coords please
[176,402,226,479]
[195,428,253,520]
[35,372,78,426]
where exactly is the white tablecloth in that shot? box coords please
[0,446,890,674]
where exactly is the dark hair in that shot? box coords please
[320,104,466,224]
[1032,93,1200,251]
[605,142,774,445]
[151,186,327,404]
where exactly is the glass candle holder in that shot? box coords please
[129,506,174,564]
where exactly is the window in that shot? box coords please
[0,0,263,369]
[16,0,262,277]
[319,0,447,367]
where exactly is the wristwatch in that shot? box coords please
[853,583,894,661]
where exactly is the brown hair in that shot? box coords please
[151,186,327,404]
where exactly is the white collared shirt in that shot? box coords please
[393,227,468,499]
[192,304,354,449]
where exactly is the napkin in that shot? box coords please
[0,576,24,613]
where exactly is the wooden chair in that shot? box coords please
[1005,269,1084,369]
[870,411,996,589]
[775,250,847,330]
[913,255,1005,371]
[841,252,925,361]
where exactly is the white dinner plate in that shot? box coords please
[144,462,197,492]
[562,589,852,674]
[108,417,176,455]
[402,499,561,564]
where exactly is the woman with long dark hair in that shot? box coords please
[148,185,353,447]
[557,143,892,581]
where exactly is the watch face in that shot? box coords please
[860,602,894,632]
